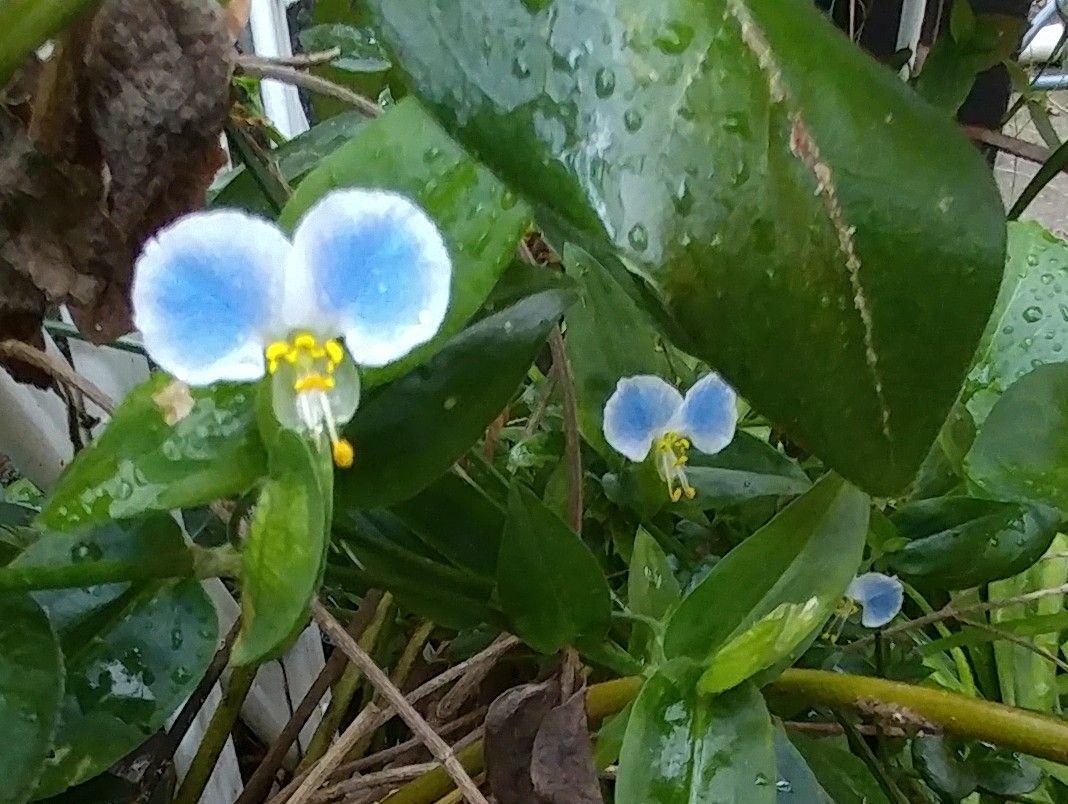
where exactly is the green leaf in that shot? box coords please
[211,111,369,216]
[39,376,265,530]
[616,663,775,804]
[687,432,812,506]
[774,728,832,802]
[788,734,890,804]
[964,222,1068,430]
[916,9,1022,112]
[913,736,978,801]
[664,474,868,662]
[333,282,575,510]
[9,516,193,618]
[280,98,531,388]
[562,243,675,456]
[232,430,330,667]
[698,599,823,695]
[498,484,610,654]
[299,24,392,73]
[627,527,681,662]
[331,511,497,629]
[0,0,98,85]
[389,472,504,579]
[0,593,63,804]
[966,363,1068,511]
[888,497,1060,590]
[370,0,1006,496]
[32,577,217,797]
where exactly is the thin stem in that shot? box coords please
[237,593,385,804]
[254,47,342,67]
[0,339,114,413]
[854,582,1068,648]
[235,56,381,118]
[834,712,910,804]
[299,602,488,804]
[300,594,393,770]
[135,622,241,803]
[270,635,519,804]
[955,615,1068,673]
[0,554,194,592]
[548,326,583,534]
[173,663,259,804]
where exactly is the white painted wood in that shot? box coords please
[170,682,244,804]
[897,0,928,74]
[248,0,310,138]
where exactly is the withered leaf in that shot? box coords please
[530,689,604,804]
[484,680,557,804]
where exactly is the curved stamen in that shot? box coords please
[654,431,696,502]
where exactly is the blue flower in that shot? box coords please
[602,373,737,501]
[845,572,903,628]
[132,189,451,467]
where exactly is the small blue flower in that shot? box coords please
[602,373,737,501]
[132,189,451,467]
[845,572,903,628]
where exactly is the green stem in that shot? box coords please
[298,592,393,770]
[0,0,101,84]
[173,664,258,804]
[0,545,238,592]
[384,668,1068,804]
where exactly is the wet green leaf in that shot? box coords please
[371,0,1005,496]
[617,663,775,803]
[664,474,868,662]
[211,111,369,216]
[39,376,265,530]
[333,283,574,510]
[32,574,216,797]
[232,431,330,667]
[913,736,978,801]
[299,24,392,73]
[498,484,610,654]
[627,527,680,661]
[563,243,674,456]
[0,593,63,804]
[964,222,1068,429]
[687,432,811,506]
[788,734,890,804]
[888,496,1060,590]
[966,363,1068,511]
[774,728,831,802]
[280,98,531,388]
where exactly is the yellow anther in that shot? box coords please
[325,340,344,366]
[677,438,691,450]
[684,485,696,500]
[294,374,335,392]
[670,487,683,502]
[332,438,355,468]
[675,455,688,467]
[266,342,290,361]
[293,333,318,351]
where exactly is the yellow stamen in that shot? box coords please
[294,374,335,392]
[293,332,317,350]
[332,438,354,468]
[325,340,344,366]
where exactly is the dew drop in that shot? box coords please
[594,67,616,98]
[754,773,769,786]
[1023,305,1043,323]
[776,779,793,793]
[1041,272,1054,284]
[511,56,531,79]
[171,666,192,685]
[1001,325,1014,335]
[623,108,643,132]
[70,541,102,563]
[628,223,649,252]
[655,20,695,54]
[1027,253,1040,267]
[171,627,184,650]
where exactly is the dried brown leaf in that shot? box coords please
[484,680,557,804]
[530,690,603,804]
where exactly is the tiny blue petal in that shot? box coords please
[603,375,684,462]
[289,189,451,367]
[132,211,289,385]
[846,573,904,628]
[676,372,737,455]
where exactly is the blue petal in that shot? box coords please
[289,189,451,367]
[132,211,289,385]
[846,573,904,628]
[602,375,683,462]
[677,372,737,455]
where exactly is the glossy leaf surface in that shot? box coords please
[371,0,1005,495]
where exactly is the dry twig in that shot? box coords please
[234,56,381,118]
[0,339,114,413]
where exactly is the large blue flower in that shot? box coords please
[132,189,452,466]
[602,373,737,501]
